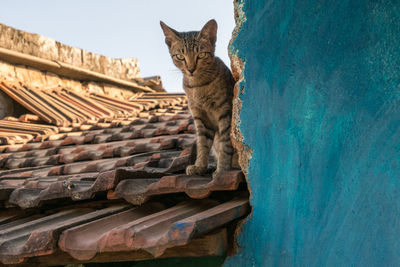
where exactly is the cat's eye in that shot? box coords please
[175,54,185,60]
[198,52,207,59]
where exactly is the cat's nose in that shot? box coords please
[188,68,195,74]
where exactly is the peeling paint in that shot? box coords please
[226,0,253,260]
[229,0,252,185]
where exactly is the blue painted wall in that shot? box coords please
[226,0,400,266]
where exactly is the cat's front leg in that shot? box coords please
[213,112,234,178]
[186,116,214,175]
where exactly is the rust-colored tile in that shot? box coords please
[5,148,193,208]
[0,204,130,264]
[114,170,244,205]
[25,229,226,266]
[58,198,249,260]
[0,81,189,133]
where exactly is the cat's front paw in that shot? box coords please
[186,165,207,176]
[212,168,230,179]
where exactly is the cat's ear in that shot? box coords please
[160,21,180,48]
[199,19,218,46]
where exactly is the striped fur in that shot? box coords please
[160,19,237,178]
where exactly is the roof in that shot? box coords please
[0,79,249,265]
[0,198,249,265]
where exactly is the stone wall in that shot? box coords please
[0,23,140,81]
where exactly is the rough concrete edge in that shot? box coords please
[226,0,253,258]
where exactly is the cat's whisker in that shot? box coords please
[168,70,183,81]
[169,69,182,74]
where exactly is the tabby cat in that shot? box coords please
[160,19,237,178]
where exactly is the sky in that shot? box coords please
[1,0,235,92]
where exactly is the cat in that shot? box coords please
[160,19,237,178]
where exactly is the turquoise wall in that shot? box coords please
[226,0,400,266]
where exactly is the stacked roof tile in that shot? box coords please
[0,78,188,145]
[0,197,249,265]
[0,78,249,265]
[0,79,188,126]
